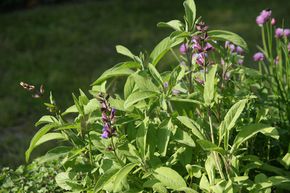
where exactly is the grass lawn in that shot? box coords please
[0,0,289,167]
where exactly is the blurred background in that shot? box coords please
[0,0,289,168]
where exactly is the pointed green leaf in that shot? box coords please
[124,91,157,109]
[153,167,187,190]
[116,45,135,59]
[219,99,248,149]
[150,37,183,66]
[197,139,226,155]
[148,63,163,86]
[203,64,217,106]
[25,123,59,162]
[113,163,137,192]
[231,124,278,153]
[183,0,196,31]
[177,116,205,140]
[157,20,183,31]
[208,30,248,51]
[94,168,119,192]
[91,61,140,85]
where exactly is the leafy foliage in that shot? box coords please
[2,0,290,192]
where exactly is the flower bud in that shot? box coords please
[271,18,276,25]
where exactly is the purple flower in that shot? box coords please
[256,15,265,26]
[179,44,188,54]
[284,29,290,37]
[193,53,206,66]
[102,112,108,122]
[110,108,116,120]
[101,130,110,139]
[204,43,214,51]
[236,46,244,55]
[256,9,272,26]
[253,52,264,61]
[275,28,284,38]
[163,82,169,88]
[271,18,276,25]
[193,42,202,52]
[229,44,236,52]
[260,9,272,19]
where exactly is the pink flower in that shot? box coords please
[253,52,264,61]
[275,28,284,38]
[284,29,290,37]
[271,18,276,25]
[179,43,188,54]
[256,9,272,26]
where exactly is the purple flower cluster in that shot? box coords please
[256,9,272,26]
[224,41,244,65]
[179,21,214,67]
[99,95,116,139]
[253,52,264,62]
[275,28,290,38]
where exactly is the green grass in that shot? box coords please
[0,0,289,167]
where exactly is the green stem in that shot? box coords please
[208,109,225,179]
[111,137,124,166]
[261,26,269,59]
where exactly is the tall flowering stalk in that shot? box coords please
[98,94,116,139]
[254,9,290,125]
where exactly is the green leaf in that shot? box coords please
[35,115,58,127]
[231,124,278,153]
[91,61,140,85]
[55,172,72,190]
[199,174,210,192]
[94,168,119,192]
[133,73,160,92]
[136,119,148,158]
[208,30,248,51]
[124,91,157,109]
[124,75,136,99]
[150,37,183,66]
[219,99,248,150]
[37,146,72,163]
[203,64,217,106]
[157,20,183,31]
[148,63,163,87]
[113,163,137,192]
[157,119,172,156]
[183,0,196,31]
[282,144,290,169]
[153,167,187,190]
[116,45,135,59]
[197,139,226,155]
[84,98,99,114]
[25,123,58,162]
[177,187,198,193]
[62,105,78,116]
[177,116,205,140]
[173,129,196,147]
[35,132,66,147]
[205,153,216,185]
[72,93,84,115]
